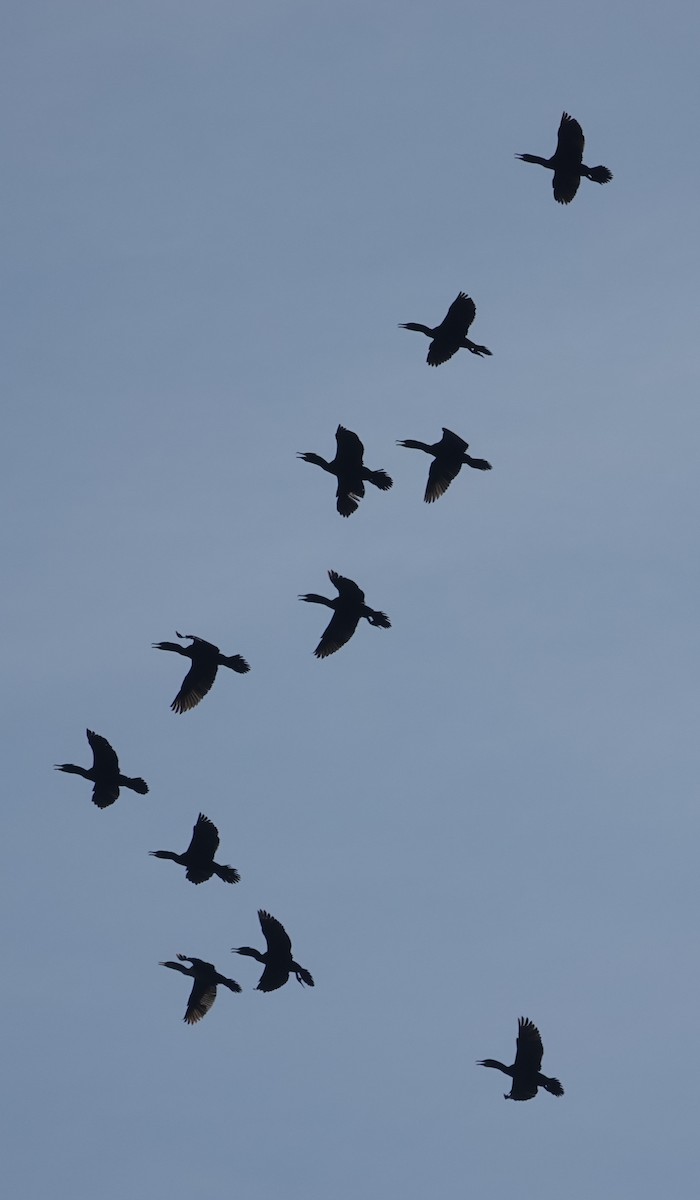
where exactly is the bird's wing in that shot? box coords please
[514,1017,544,1074]
[552,170,581,205]
[171,661,218,713]
[87,730,119,775]
[258,910,293,956]
[556,112,584,162]
[256,963,290,992]
[314,610,361,658]
[187,813,220,858]
[426,340,460,367]
[184,980,217,1024]
[442,292,476,334]
[328,570,364,603]
[336,425,364,462]
[91,780,120,808]
[425,457,462,504]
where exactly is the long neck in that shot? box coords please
[161,961,191,976]
[518,153,550,167]
[56,763,91,779]
[150,850,182,864]
[235,947,266,964]
[400,440,432,454]
[300,453,333,472]
[302,594,335,608]
[400,322,434,337]
[480,1059,513,1077]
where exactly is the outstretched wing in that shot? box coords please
[335,425,364,463]
[256,963,291,992]
[184,813,219,882]
[556,112,584,162]
[425,458,462,504]
[258,910,293,957]
[314,610,361,658]
[87,730,119,774]
[552,170,581,204]
[171,661,218,713]
[514,1017,544,1074]
[184,980,217,1024]
[328,570,364,604]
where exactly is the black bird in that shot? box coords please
[478,1017,564,1100]
[397,427,491,503]
[153,632,250,713]
[299,570,391,658]
[160,954,242,1024]
[232,910,314,992]
[516,112,613,204]
[399,292,492,366]
[298,424,393,517]
[150,813,240,885]
[55,729,148,809]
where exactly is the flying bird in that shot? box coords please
[160,955,241,1024]
[153,632,250,713]
[55,729,148,809]
[299,570,391,658]
[516,112,613,204]
[478,1017,564,1100]
[150,813,240,885]
[399,292,492,366]
[298,424,393,517]
[232,910,314,992]
[397,427,491,503]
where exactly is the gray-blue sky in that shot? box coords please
[4,2,699,1197]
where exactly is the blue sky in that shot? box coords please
[4,3,699,1197]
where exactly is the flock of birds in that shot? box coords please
[55,112,612,1097]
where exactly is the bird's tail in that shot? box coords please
[363,468,393,492]
[123,776,149,795]
[463,339,492,357]
[586,165,613,185]
[540,1074,564,1097]
[214,863,241,885]
[367,609,391,629]
[220,654,250,674]
[464,455,492,471]
[294,966,315,987]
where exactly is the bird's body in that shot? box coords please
[150,813,240,885]
[299,569,391,658]
[398,427,491,503]
[55,729,148,809]
[232,910,314,992]
[478,1017,564,1100]
[160,954,241,1024]
[298,424,393,517]
[153,632,250,713]
[516,112,613,204]
[400,292,492,366]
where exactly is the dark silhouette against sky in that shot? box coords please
[150,813,240,885]
[299,570,391,658]
[55,729,148,809]
[478,1017,564,1101]
[232,910,315,992]
[153,632,250,713]
[160,954,242,1024]
[516,112,613,204]
[399,291,492,365]
[298,424,393,517]
[398,427,492,503]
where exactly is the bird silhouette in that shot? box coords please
[516,112,613,204]
[160,955,241,1024]
[399,292,491,365]
[299,570,391,658]
[298,424,393,517]
[55,729,148,809]
[153,632,250,713]
[150,813,240,885]
[478,1017,564,1100]
[397,427,491,503]
[232,910,314,992]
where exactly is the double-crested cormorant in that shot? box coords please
[299,570,391,658]
[298,424,393,517]
[516,112,613,204]
[478,1017,564,1100]
[399,292,492,366]
[150,813,240,885]
[232,910,314,992]
[160,954,242,1024]
[153,632,250,713]
[398,427,491,503]
[55,729,148,809]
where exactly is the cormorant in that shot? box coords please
[397,427,491,503]
[399,292,492,366]
[232,910,314,992]
[153,632,250,713]
[160,954,242,1024]
[478,1017,564,1100]
[299,570,391,658]
[150,813,240,885]
[298,424,393,517]
[55,729,148,809]
[516,112,613,204]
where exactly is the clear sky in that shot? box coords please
[4,2,699,1197]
